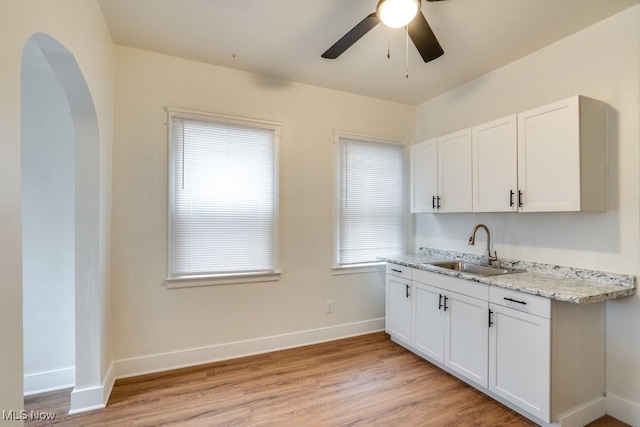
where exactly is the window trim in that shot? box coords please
[165,271,282,289]
[164,107,281,287]
[331,131,408,274]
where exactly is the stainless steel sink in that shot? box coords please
[425,261,522,277]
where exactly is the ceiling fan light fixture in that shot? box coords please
[378,0,419,28]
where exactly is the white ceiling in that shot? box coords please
[98,0,639,105]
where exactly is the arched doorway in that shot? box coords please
[21,33,103,413]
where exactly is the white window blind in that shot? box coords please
[338,136,406,265]
[168,111,278,279]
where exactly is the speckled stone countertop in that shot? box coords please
[378,248,636,304]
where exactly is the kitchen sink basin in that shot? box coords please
[425,261,522,277]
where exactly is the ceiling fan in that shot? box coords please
[321,0,445,63]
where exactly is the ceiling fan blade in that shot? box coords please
[322,13,380,59]
[407,12,444,62]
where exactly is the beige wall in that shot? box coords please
[110,46,414,369]
[0,0,114,421]
[414,6,640,423]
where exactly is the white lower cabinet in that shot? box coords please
[412,269,489,388]
[412,282,444,361]
[445,290,489,388]
[385,264,412,345]
[385,264,606,426]
[488,287,605,424]
[489,295,551,421]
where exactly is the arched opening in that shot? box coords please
[21,35,76,397]
[21,33,102,413]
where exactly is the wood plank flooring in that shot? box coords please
[24,332,628,426]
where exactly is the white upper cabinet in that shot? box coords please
[410,139,438,213]
[437,129,472,213]
[517,95,606,212]
[472,115,518,212]
[411,95,606,214]
[410,131,472,214]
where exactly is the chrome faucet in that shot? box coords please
[468,224,498,266]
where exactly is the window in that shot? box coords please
[166,108,280,287]
[335,134,406,270]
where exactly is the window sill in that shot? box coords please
[165,271,282,289]
[331,262,386,276]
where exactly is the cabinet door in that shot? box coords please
[517,97,581,212]
[438,129,472,212]
[410,139,438,213]
[472,115,518,212]
[489,303,551,422]
[444,291,489,388]
[412,282,445,362]
[385,275,412,344]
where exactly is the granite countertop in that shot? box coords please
[378,248,636,304]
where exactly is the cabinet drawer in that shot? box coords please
[413,268,489,300]
[490,287,550,318]
[386,263,412,280]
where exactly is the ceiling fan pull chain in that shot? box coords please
[387,26,391,59]
[405,26,409,78]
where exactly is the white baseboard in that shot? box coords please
[68,362,115,415]
[23,367,75,396]
[558,396,607,427]
[115,318,385,379]
[607,393,640,426]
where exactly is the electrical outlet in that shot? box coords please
[325,300,334,314]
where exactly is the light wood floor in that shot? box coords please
[25,332,628,426]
